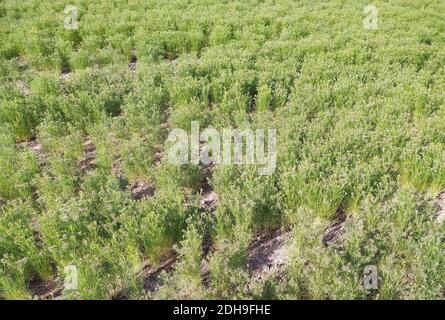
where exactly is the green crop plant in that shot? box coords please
[0,0,444,300]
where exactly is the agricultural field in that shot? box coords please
[0,0,444,300]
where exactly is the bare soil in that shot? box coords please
[200,230,213,287]
[29,275,63,300]
[26,137,48,166]
[322,209,347,246]
[434,191,445,224]
[130,181,156,200]
[248,228,292,283]
[142,254,177,293]
[197,149,218,286]
[78,136,96,172]
[60,68,71,81]
[16,80,30,96]
[129,51,137,71]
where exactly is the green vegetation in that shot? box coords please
[0,0,444,299]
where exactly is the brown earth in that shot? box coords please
[248,228,292,283]
[322,209,347,246]
[78,136,96,172]
[435,191,445,224]
[130,181,156,200]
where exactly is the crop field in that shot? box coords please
[0,0,444,300]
